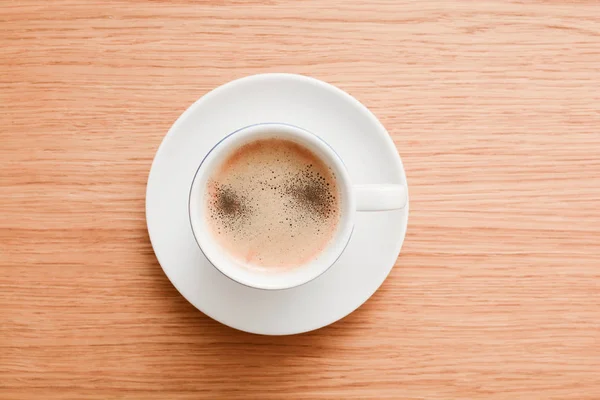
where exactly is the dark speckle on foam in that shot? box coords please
[284,166,337,219]
[209,183,251,232]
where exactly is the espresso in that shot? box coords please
[205,138,340,270]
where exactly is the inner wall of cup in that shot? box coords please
[190,124,354,289]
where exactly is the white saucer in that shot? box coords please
[146,74,409,335]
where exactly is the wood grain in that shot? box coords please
[1,1,599,398]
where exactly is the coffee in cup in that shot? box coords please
[204,138,341,271]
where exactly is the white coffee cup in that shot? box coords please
[189,123,407,290]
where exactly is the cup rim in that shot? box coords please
[188,122,356,290]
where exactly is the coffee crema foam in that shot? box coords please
[205,138,341,270]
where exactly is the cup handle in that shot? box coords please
[355,184,407,211]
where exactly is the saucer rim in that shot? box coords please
[146,73,409,335]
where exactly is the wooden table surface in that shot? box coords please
[2,1,600,399]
